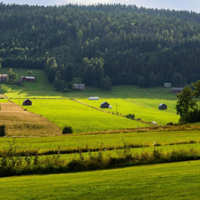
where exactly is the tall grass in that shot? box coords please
[1,140,200,177]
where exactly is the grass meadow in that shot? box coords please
[0,68,65,98]
[11,99,148,133]
[0,68,176,100]
[1,129,200,154]
[1,68,200,199]
[0,160,200,199]
[79,98,179,125]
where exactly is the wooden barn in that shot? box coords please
[22,76,36,81]
[23,99,32,106]
[172,87,183,93]
[100,102,112,108]
[159,103,167,110]
[164,83,172,88]
[89,97,99,100]
[74,84,85,90]
[0,74,8,82]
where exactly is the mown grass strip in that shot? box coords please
[0,160,199,200]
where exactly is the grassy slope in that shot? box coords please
[0,69,200,199]
[1,68,176,100]
[79,98,179,125]
[11,99,148,133]
[1,68,65,98]
[0,160,200,199]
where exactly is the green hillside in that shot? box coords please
[0,160,200,199]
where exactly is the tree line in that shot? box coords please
[1,3,200,90]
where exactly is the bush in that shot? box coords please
[0,124,6,136]
[62,126,73,134]
[167,122,174,125]
[126,114,135,120]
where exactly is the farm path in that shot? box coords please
[0,102,61,137]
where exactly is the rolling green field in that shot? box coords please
[1,129,200,152]
[79,98,179,125]
[0,160,200,199]
[1,68,200,199]
[12,99,148,133]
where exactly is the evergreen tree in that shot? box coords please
[53,77,60,91]
[148,71,157,87]
[101,76,112,91]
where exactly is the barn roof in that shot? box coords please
[89,97,99,100]
[159,103,166,106]
[22,76,35,79]
[0,74,7,76]
[101,101,109,105]
[23,99,32,103]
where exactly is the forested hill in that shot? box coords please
[1,3,200,89]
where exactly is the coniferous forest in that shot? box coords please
[1,3,200,89]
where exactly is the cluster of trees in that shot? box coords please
[1,3,200,89]
[176,81,200,123]
[0,62,17,82]
[44,53,73,91]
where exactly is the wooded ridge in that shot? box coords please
[0,3,200,88]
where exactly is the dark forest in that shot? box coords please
[1,3,200,89]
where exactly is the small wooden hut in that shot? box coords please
[159,103,167,110]
[23,99,32,106]
[100,102,112,108]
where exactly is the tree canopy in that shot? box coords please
[1,3,200,89]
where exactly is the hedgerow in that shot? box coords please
[1,140,200,177]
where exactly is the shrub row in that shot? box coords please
[0,141,200,177]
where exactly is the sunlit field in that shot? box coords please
[79,98,179,125]
[11,99,148,133]
[0,160,200,199]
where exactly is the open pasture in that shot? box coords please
[66,85,177,100]
[0,160,200,199]
[79,98,179,125]
[0,68,65,98]
[0,68,176,100]
[1,129,200,154]
[11,99,148,133]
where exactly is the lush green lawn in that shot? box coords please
[0,160,200,199]
[11,99,148,133]
[79,98,179,125]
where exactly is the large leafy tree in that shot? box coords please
[8,68,17,82]
[192,80,200,98]
[176,87,197,122]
